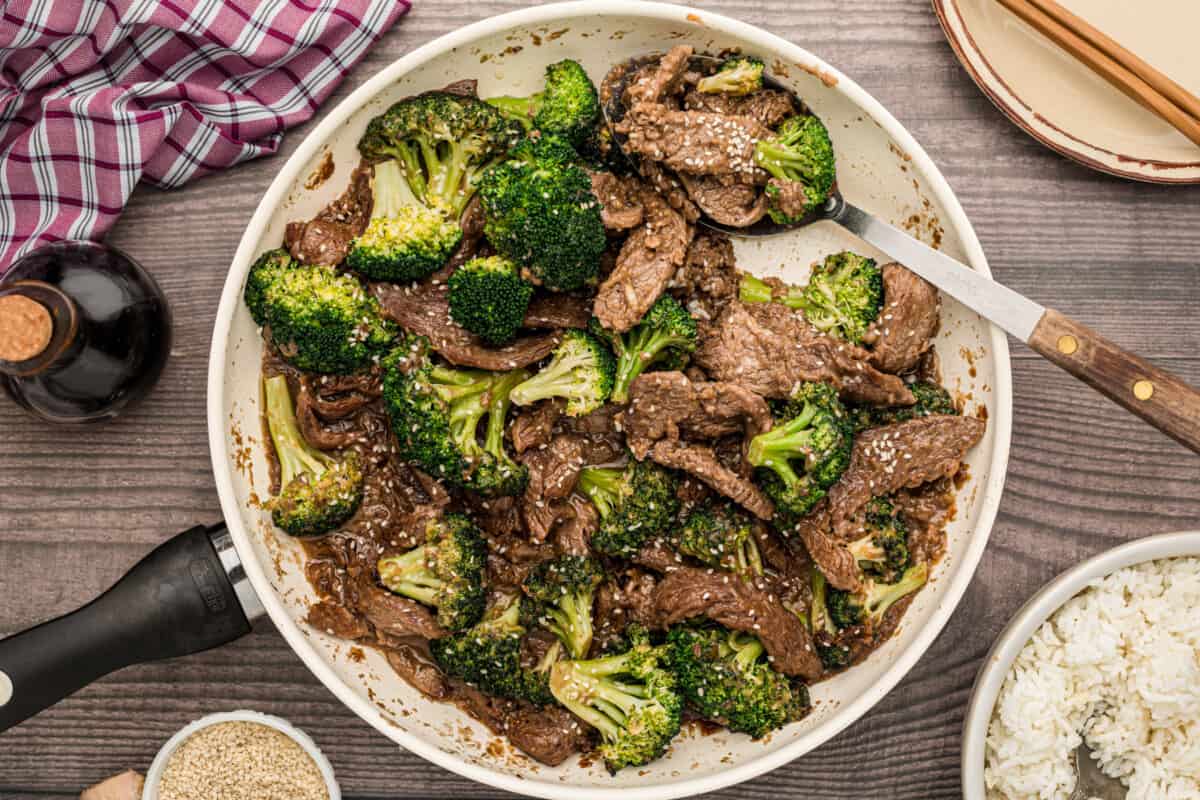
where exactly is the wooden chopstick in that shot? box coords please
[995,0,1200,149]
[1024,0,1200,124]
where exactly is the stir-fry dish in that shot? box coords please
[248,46,986,772]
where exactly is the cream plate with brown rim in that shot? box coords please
[933,0,1200,183]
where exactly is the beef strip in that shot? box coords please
[616,103,770,182]
[862,263,940,375]
[510,401,560,454]
[589,170,645,231]
[285,162,374,266]
[678,173,767,228]
[506,706,592,766]
[683,88,796,128]
[625,45,693,105]
[622,371,772,458]
[295,384,359,450]
[637,159,700,223]
[652,567,822,679]
[649,440,774,520]
[594,569,660,651]
[765,177,808,220]
[669,229,740,321]
[373,280,560,370]
[794,415,986,590]
[362,586,447,640]
[522,293,592,330]
[555,494,598,556]
[893,477,956,566]
[520,435,586,542]
[593,187,692,332]
[306,600,371,640]
[385,644,449,698]
[695,300,914,406]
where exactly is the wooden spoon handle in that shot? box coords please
[1029,308,1200,453]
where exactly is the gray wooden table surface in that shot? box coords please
[2,2,1198,798]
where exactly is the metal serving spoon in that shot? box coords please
[603,53,1200,454]
[1069,740,1125,800]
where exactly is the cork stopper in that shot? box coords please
[0,293,53,362]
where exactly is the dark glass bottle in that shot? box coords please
[0,241,171,423]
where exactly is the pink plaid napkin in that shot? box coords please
[0,0,410,270]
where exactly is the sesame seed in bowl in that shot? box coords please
[142,710,340,800]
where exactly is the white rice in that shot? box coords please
[984,557,1200,800]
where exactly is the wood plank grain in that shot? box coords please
[1,2,1198,798]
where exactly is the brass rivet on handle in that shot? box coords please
[1133,380,1154,401]
[1056,334,1078,355]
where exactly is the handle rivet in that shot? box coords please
[1056,335,1078,355]
[1133,380,1154,401]
[0,670,11,707]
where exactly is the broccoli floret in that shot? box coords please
[382,341,529,495]
[753,115,836,223]
[487,59,600,147]
[479,135,606,291]
[520,555,604,659]
[667,624,810,739]
[800,251,883,344]
[578,461,681,557]
[696,55,765,96]
[377,513,486,631]
[246,257,395,374]
[577,125,632,175]
[748,381,852,525]
[245,249,296,326]
[549,628,682,773]
[446,255,534,345]
[346,159,463,282]
[588,296,698,404]
[850,382,958,432]
[263,375,363,537]
[845,497,910,584]
[675,501,763,575]
[431,597,555,706]
[509,329,615,416]
[358,90,521,217]
[826,562,929,631]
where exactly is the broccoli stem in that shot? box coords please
[611,327,676,404]
[728,632,765,673]
[552,649,649,741]
[264,375,331,485]
[738,273,804,308]
[379,546,442,606]
[846,535,886,563]
[746,402,820,485]
[485,369,527,455]
[371,160,423,219]
[578,467,621,519]
[509,348,594,407]
[738,536,764,576]
[486,95,542,128]
[810,570,835,635]
[546,591,593,660]
[864,562,928,619]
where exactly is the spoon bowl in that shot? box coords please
[600,51,838,237]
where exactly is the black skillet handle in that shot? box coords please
[0,522,255,733]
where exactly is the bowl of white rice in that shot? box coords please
[962,530,1200,800]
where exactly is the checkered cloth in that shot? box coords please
[0,0,410,270]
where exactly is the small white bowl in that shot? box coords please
[142,710,340,800]
[961,530,1200,799]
